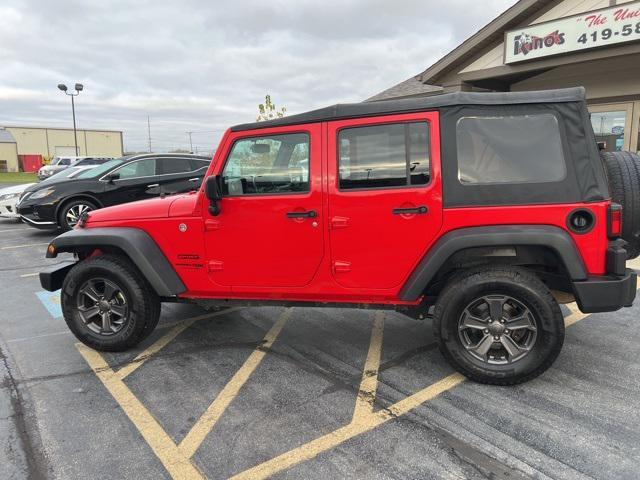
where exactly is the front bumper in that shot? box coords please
[40,260,76,291]
[17,203,58,230]
[0,199,20,218]
[573,269,637,313]
[20,214,57,229]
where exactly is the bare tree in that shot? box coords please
[256,95,286,122]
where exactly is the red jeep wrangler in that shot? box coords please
[41,87,639,385]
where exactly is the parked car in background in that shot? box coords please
[0,183,36,220]
[37,156,114,180]
[19,153,210,231]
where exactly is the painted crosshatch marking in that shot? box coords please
[74,299,614,480]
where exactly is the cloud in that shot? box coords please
[0,0,516,152]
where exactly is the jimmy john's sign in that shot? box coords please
[504,1,640,64]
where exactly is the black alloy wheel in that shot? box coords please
[76,278,129,336]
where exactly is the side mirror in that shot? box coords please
[105,172,120,183]
[205,175,223,215]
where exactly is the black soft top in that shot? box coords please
[231,87,586,132]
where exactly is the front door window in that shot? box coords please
[222,133,309,195]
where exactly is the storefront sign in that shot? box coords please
[505,1,640,64]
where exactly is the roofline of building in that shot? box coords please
[1,125,123,134]
[418,0,557,85]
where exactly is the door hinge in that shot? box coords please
[330,216,350,229]
[207,260,224,272]
[332,260,351,273]
[205,219,221,231]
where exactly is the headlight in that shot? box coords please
[0,192,20,202]
[29,188,55,200]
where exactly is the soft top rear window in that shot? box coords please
[456,114,566,185]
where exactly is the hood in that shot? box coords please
[24,177,76,193]
[86,193,196,224]
[0,183,35,195]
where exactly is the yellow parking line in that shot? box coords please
[232,300,611,480]
[116,308,242,380]
[564,302,588,328]
[352,311,384,421]
[79,282,638,480]
[78,308,291,478]
[178,308,292,458]
[1,242,49,250]
[20,272,39,278]
[231,371,465,480]
[77,344,205,480]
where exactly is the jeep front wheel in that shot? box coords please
[61,254,160,351]
[433,266,564,385]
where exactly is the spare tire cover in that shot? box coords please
[601,150,640,259]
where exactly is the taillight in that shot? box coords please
[608,203,622,238]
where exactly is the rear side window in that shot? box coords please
[116,158,157,179]
[456,114,566,185]
[157,157,193,175]
[338,122,430,190]
[190,159,210,171]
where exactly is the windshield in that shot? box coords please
[42,166,95,183]
[76,158,126,179]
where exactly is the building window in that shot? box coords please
[338,122,430,190]
[591,110,626,152]
[222,133,309,195]
[456,114,566,185]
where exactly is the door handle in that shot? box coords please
[147,183,160,188]
[286,210,317,219]
[392,206,428,215]
[188,177,200,182]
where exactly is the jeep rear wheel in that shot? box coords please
[61,254,160,351]
[601,150,640,259]
[433,266,564,385]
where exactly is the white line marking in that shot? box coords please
[0,228,30,233]
[7,331,70,343]
[1,242,49,250]
[20,272,39,278]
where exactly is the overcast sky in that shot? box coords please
[0,0,516,153]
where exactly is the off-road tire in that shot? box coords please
[433,266,564,385]
[61,254,161,351]
[601,150,640,259]
[58,198,99,232]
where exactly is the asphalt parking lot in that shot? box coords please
[1,202,640,480]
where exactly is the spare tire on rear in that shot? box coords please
[601,150,640,259]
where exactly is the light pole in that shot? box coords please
[58,83,83,155]
[187,131,194,153]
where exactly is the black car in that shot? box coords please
[18,153,211,231]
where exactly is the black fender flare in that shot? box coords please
[46,227,186,297]
[399,225,587,301]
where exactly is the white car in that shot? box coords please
[0,183,35,219]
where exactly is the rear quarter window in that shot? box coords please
[456,114,566,185]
